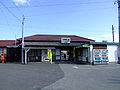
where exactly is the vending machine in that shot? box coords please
[93,49,109,65]
[101,49,109,64]
[93,49,101,64]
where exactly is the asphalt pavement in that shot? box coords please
[0,63,120,90]
[42,64,120,90]
[0,63,64,90]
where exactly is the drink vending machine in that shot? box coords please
[101,49,108,64]
[93,49,101,64]
[93,49,108,64]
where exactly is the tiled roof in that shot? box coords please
[23,34,95,42]
[0,40,16,46]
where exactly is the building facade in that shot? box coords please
[0,35,120,64]
[0,34,95,63]
[21,35,94,64]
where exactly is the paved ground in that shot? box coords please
[42,64,120,90]
[0,63,64,90]
[0,63,120,90]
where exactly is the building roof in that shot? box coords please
[90,42,119,45]
[23,34,95,42]
[0,40,16,47]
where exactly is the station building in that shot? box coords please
[0,34,94,63]
[0,34,119,64]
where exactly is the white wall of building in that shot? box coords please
[107,45,118,63]
[90,44,118,64]
[90,45,93,63]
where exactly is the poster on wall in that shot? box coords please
[0,49,2,55]
[56,56,60,60]
[56,49,60,55]
[56,49,60,60]
[0,48,7,56]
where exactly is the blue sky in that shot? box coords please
[0,0,118,42]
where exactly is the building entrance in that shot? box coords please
[61,50,69,60]
[76,48,89,63]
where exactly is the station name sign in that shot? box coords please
[61,38,71,43]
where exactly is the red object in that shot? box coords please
[1,53,5,63]
[0,40,16,46]
[2,60,4,63]
[22,34,95,42]
[0,35,95,47]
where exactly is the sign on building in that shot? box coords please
[61,38,71,43]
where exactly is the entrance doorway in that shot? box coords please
[77,48,88,63]
[61,50,69,60]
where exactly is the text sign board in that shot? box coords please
[61,38,71,44]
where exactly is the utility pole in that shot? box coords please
[15,34,16,46]
[21,15,25,64]
[112,25,115,43]
[118,0,120,42]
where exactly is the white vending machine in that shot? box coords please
[93,49,108,64]
[101,49,109,64]
[93,49,101,64]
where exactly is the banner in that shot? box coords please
[73,47,75,57]
[47,49,52,59]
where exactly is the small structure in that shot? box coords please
[90,42,119,64]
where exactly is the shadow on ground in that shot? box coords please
[107,76,120,84]
[54,61,90,65]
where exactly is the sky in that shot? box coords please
[0,0,118,42]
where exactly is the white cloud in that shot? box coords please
[87,37,96,40]
[12,0,31,6]
[101,33,119,42]
[87,37,102,42]
[87,33,119,42]
[101,33,112,38]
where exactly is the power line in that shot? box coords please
[0,8,10,27]
[0,1,21,22]
[25,6,115,18]
[11,1,23,15]
[0,1,23,38]
[0,1,114,9]
[33,0,113,5]
[0,7,16,40]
